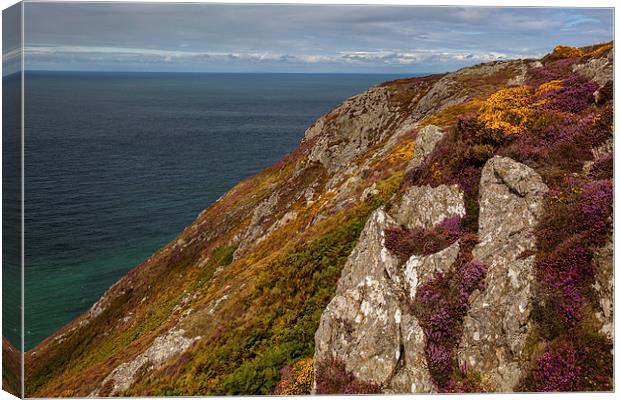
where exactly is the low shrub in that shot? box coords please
[499,107,610,187]
[530,340,581,391]
[537,177,612,258]
[478,86,538,135]
[274,358,313,395]
[519,331,612,392]
[384,216,463,261]
[316,359,383,394]
[406,117,497,190]
[537,238,593,325]
[527,171,613,389]
[548,45,584,60]
[591,104,614,145]
[412,234,486,390]
[444,363,484,393]
[588,154,612,180]
[314,358,382,394]
[527,58,579,88]
[538,75,598,114]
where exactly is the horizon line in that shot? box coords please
[7,70,435,76]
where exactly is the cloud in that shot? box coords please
[24,44,543,72]
[20,3,613,73]
[2,2,22,76]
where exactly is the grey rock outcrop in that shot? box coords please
[395,184,466,229]
[572,48,613,87]
[306,87,397,173]
[314,180,467,393]
[411,75,466,123]
[316,154,552,393]
[90,329,199,396]
[410,125,444,169]
[313,209,428,391]
[235,192,280,253]
[457,156,548,392]
[405,242,460,292]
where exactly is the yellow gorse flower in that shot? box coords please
[587,43,613,57]
[478,80,564,135]
[535,80,563,96]
[278,358,314,395]
[478,86,535,135]
[550,45,584,59]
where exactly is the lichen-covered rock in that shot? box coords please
[313,209,412,387]
[411,74,467,120]
[410,125,445,169]
[476,156,547,243]
[507,61,542,86]
[306,87,396,173]
[315,182,467,393]
[90,329,199,396]
[234,191,279,254]
[404,242,460,293]
[395,184,466,229]
[457,156,548,392]
[572,48,613,87]
[384,312,433,394]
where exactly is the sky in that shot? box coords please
[3,2,615,74]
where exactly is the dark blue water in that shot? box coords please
[22,71,410,349]
[3,73,23,350]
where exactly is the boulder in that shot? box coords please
[90,329,199,396]
[572,49,613,87]
[315,180,467,393]
[409,125,445,169]
[457,156,547,392]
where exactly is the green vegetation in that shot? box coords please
[195,244,237,289]
[122,186,396,395]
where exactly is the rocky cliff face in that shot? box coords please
[456,156,547,392]
[313,152,547,393]
[22,42,613,396]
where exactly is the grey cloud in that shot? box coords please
[20,3,613,73]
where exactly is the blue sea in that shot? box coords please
[19,71,411,349]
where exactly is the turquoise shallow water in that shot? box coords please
[20,72,413,349]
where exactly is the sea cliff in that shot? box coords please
[17,42,613,395]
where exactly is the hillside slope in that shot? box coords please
[22,42,613,395]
